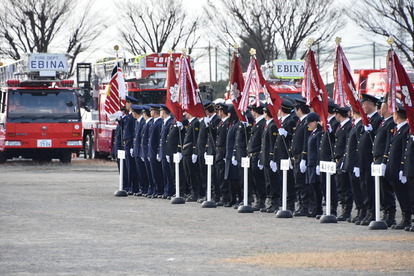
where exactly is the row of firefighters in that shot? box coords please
[113,93,414,231]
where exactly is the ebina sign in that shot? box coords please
[273,60,304,79]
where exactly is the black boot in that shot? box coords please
[260,198,271,212]
[267,198,280,213]
[361,211,375,226]
[337,204,352,221]
[253,197,266,211]
[348,209,360,223]
[355,209,367,225]
[385,209,396,228]
[392,212,412,230]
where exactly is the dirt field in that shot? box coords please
[0,158,413,275]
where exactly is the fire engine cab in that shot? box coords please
[0,53,83,163]
[80,53,183,159]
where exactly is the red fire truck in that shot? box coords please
[352,68,414,98]
[0,53,83,163]
[81,53,183,159]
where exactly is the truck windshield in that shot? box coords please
[7,89,80,123]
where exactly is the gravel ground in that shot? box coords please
[0,158,413,275]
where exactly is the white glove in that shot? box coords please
[178,152,183,161]
[270,160,277,172]
[411,134,414,141]
[192,154,198,163]
[141,157,144,162]
[258,160,263,170]
[231,156,238,166]
[278,128,287,137]
[204,117,210,126]
[204,152,207,160]
[176,121,183,130]
[316,165,320,175]
[399,170,407,184]
[147,157,150,161]
[364,124,373,132]
[166,155,170,163]
[300,159,307,173]
[353,167,360,178]
[241,121,249,127]
[130,148,134,156]
[327,124,332,133]
[156,154,161,162]
[289,158,293,169]
[380,163,386,177]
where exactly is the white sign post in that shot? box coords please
[319,161,337,223]
[114,150,127,197]
[368,164,388,230]
[171,153,185,204]
[238,157,254,213]
[201,155,216,208]
[276,159,293,218]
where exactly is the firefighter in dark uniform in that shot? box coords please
[305,112,323,217]
[139,106,154,196]
[291,98,311,216]
[212,103,231,205]
[158,104,174,198]
[232,111,254,207]
[319,99,340,215]
[386,103,411,230]
[182,111,200,201]
[273,97,297,212]
[355,93,382,225]
[342,108,365,223]
[148,104,164,197]
[247,102,266,211]
[401,131,414,232]
[259,104,279,213]
[333,105,353,221]
[372,99,396,226]
[113,107,128,188]
[165,116,188,198]
[203,101,222,203]
[130,104,146,196]
[123,95,139,194]
[224,105,241,207]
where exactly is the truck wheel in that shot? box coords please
[0,152,6,164]
[60,151,72,164]
[85,134,95,159]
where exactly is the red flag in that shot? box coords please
[166,55,183,122]
[239,55,282,127]
[229,52,246,122]
[388,49,414,134]
[177,55,205,118]
[333,45,369,126]
[105,63,126,119]
[303,49,329,131]
[254,58,282,128]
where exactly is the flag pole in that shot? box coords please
[114,44,127,197]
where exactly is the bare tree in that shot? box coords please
[205,0,281,69]
[347,0,414,67]
[205,0,344,69]
[118,0,202,55]
[274,0,345,60]
[0,0,104,75]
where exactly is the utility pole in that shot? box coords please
[208,42,212,86]
[215,47,218,82]
[372,42,376,69]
